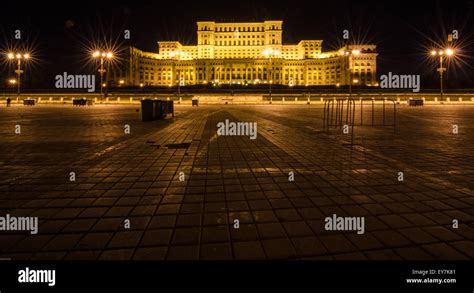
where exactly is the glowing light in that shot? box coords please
[9,79,16,84]
[431,50,437,56]
[16,54,21,59]
[262,48,278,57]
[445,48,454,56]
[353,79,359,84]
[119,80,125,84]
[23,54,30,59]
[352,49,361,55]
[7,53,14,59]
[106,52,113,59]
[92,51,100,58]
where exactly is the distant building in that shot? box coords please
[111,20,377,87]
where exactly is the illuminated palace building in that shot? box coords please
[113,20,377,87]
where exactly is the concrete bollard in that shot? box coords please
[459,97,462,102]
[446,97,450,102]
[130,97,133,103]
[117,97,121,102]
[434,97,438,102]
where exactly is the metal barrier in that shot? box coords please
[221,97,234,105]
[359,98,397,132]
[323,97,397,146]
[323,98,356,145]
[409,99,423,107]
[23,99,36,106]
[141,99,174,122]
[73,99,94,106]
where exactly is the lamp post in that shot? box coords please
[7,52,30,98]
[170,51,184,99]
[339,48,360,99]
[262,48,280,103]
[92,50,113,101]
[430,48,454,104]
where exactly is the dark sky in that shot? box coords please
[1,0,474,89]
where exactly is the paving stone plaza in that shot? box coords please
[0,103,473,260]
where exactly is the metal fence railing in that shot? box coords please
[323,97,397,147]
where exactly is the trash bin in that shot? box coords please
[192,99,199,107]
[23,99,36,106]
[73,99,87,106]
[153,100,163,119]
[141,99,154,121]
[409,99,423,107]
[164,100,174,117]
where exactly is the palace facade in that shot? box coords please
[111,20,378,87]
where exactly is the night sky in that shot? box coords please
[1,0,474,89]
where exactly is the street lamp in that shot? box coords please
[430,48,455,103]
[262,48,280,102]
[170,51,185,99]
[7,52,30,98]
[339,48,361,99]
[92,50,114,100]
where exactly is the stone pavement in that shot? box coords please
[0,104,473,260]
